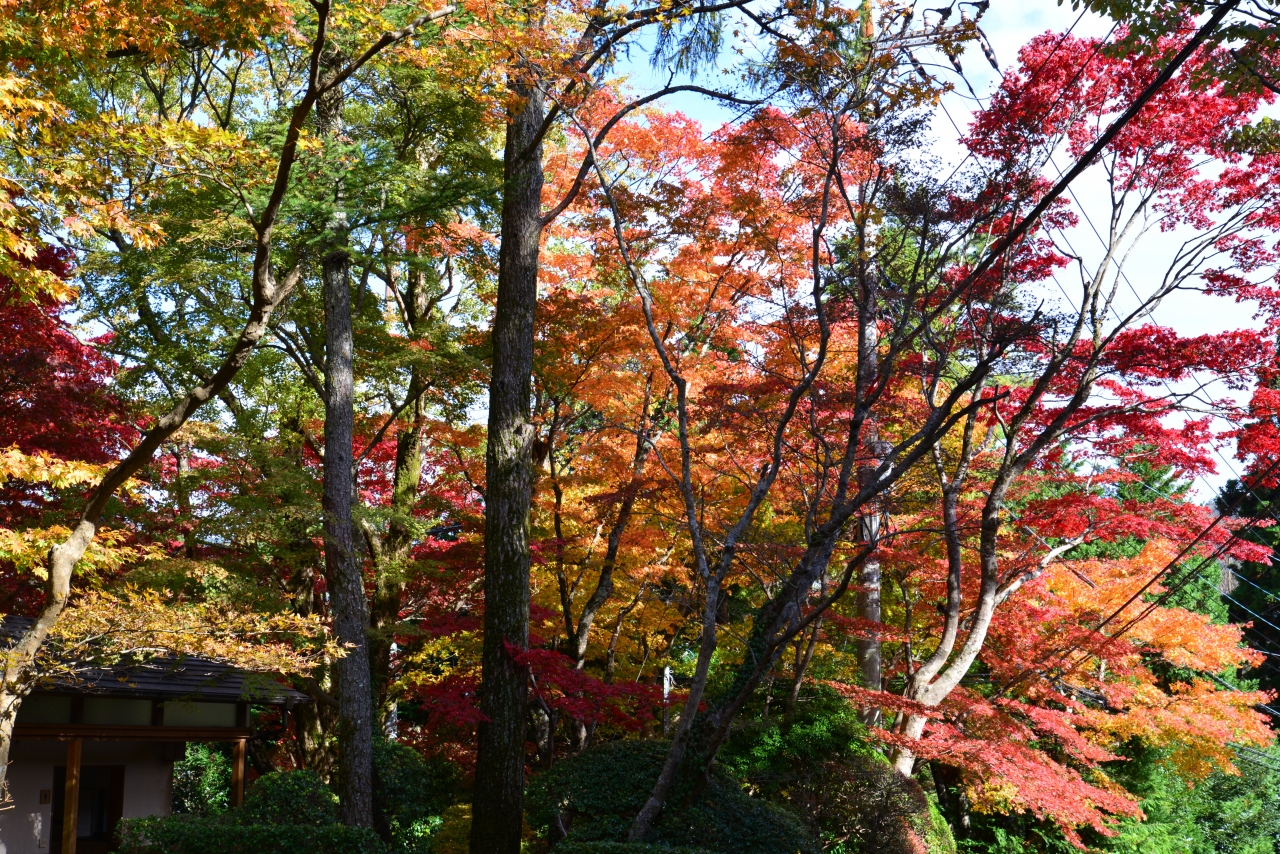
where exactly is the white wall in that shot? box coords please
[0,741,174,854]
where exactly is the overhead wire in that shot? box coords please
[914,3,1280,701]
[1123,479,1280,677]
[1198,574,1280,635]
[925,7,1097,192]
[1008,456,1280,690]
[1002,37,1280,673]
[1127,485,1280,616]
[1232,745,1280,773]
[1098,493,1280,642]
[1244,645,1280,657]
[1228,566,1280,605]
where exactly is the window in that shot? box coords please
[162,700,237,727]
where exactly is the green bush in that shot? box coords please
[129,747,462,854]
[554,843,712,854]
[373,738,459,853]
[717,692,874,783]
[239,770,340,826]
[924,798,957,854]
[526,740,818,854]
[171,743,232,816]
[115,815,385,854]
[717,688,955,854]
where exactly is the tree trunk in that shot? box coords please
[854,259,882,727]
[571,421,651,667]
[785,617,821,716]
[855,550,881,722]
[368,407,424,726]
[627,573,721,840]
[470,81,544,854]
[892,713,927,775]
[291,698,338,779]
[174,445,197,559]
[930,760,970,839]
[319,70,375,827]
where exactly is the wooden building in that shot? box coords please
[0,616,309,854]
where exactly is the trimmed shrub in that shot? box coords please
[555,844,712,854]
[526,740,818,854]
[373,738,459,853]
[115,815,385,854]
[239,770,340,826]
[717,688,956,854]
[122,751,463,854]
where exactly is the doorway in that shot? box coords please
[51,765,125,854]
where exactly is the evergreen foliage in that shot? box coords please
[526,739,819,854]
[239,770,340,826]
[171,742,233,816]
[372,737,460,852]
[718,689,955,854]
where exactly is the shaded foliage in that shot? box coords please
[171,742,232,816]
[115,815,386,854]
[527,739,819,854]
[719,689,953,854]
[372,737,460,852]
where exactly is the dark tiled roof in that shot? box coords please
[1,615,311,705]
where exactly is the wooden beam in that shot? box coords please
[15,723,254,742]
[61,738,81,854]
[230,738,247,807]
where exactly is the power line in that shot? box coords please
[1099,459,1280,637]
[1170,675,1280,772]
[1245,645,1280,658]
[1006,456,1280,691]
[929,13,1110,193]
[1240,627,1280,669]
[1232,745,1280,774]
[1124,479,1280,662]
[1201,575,1280,636]
[1228,566,1280,606]
[928,12,1280,695]
[1119,486,1280,656]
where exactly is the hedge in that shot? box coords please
[115,815,386,854]
[526,740,819,854]
[554,843,712,854]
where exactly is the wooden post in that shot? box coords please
[230,738,246,807]
[61,738,82,854]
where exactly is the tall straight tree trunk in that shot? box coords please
[855,258,882,727]
[855,528,881,720]
[470,81,544,854]
[319,71,374,827]
[368,373,426,728]
[367,265,434,724]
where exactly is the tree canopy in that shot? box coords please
[1,0,1278,852]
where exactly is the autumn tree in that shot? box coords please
[0,0,457,803]
[445,1,839,848]
[520,6,1280,838]
[862,25,1280,782]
